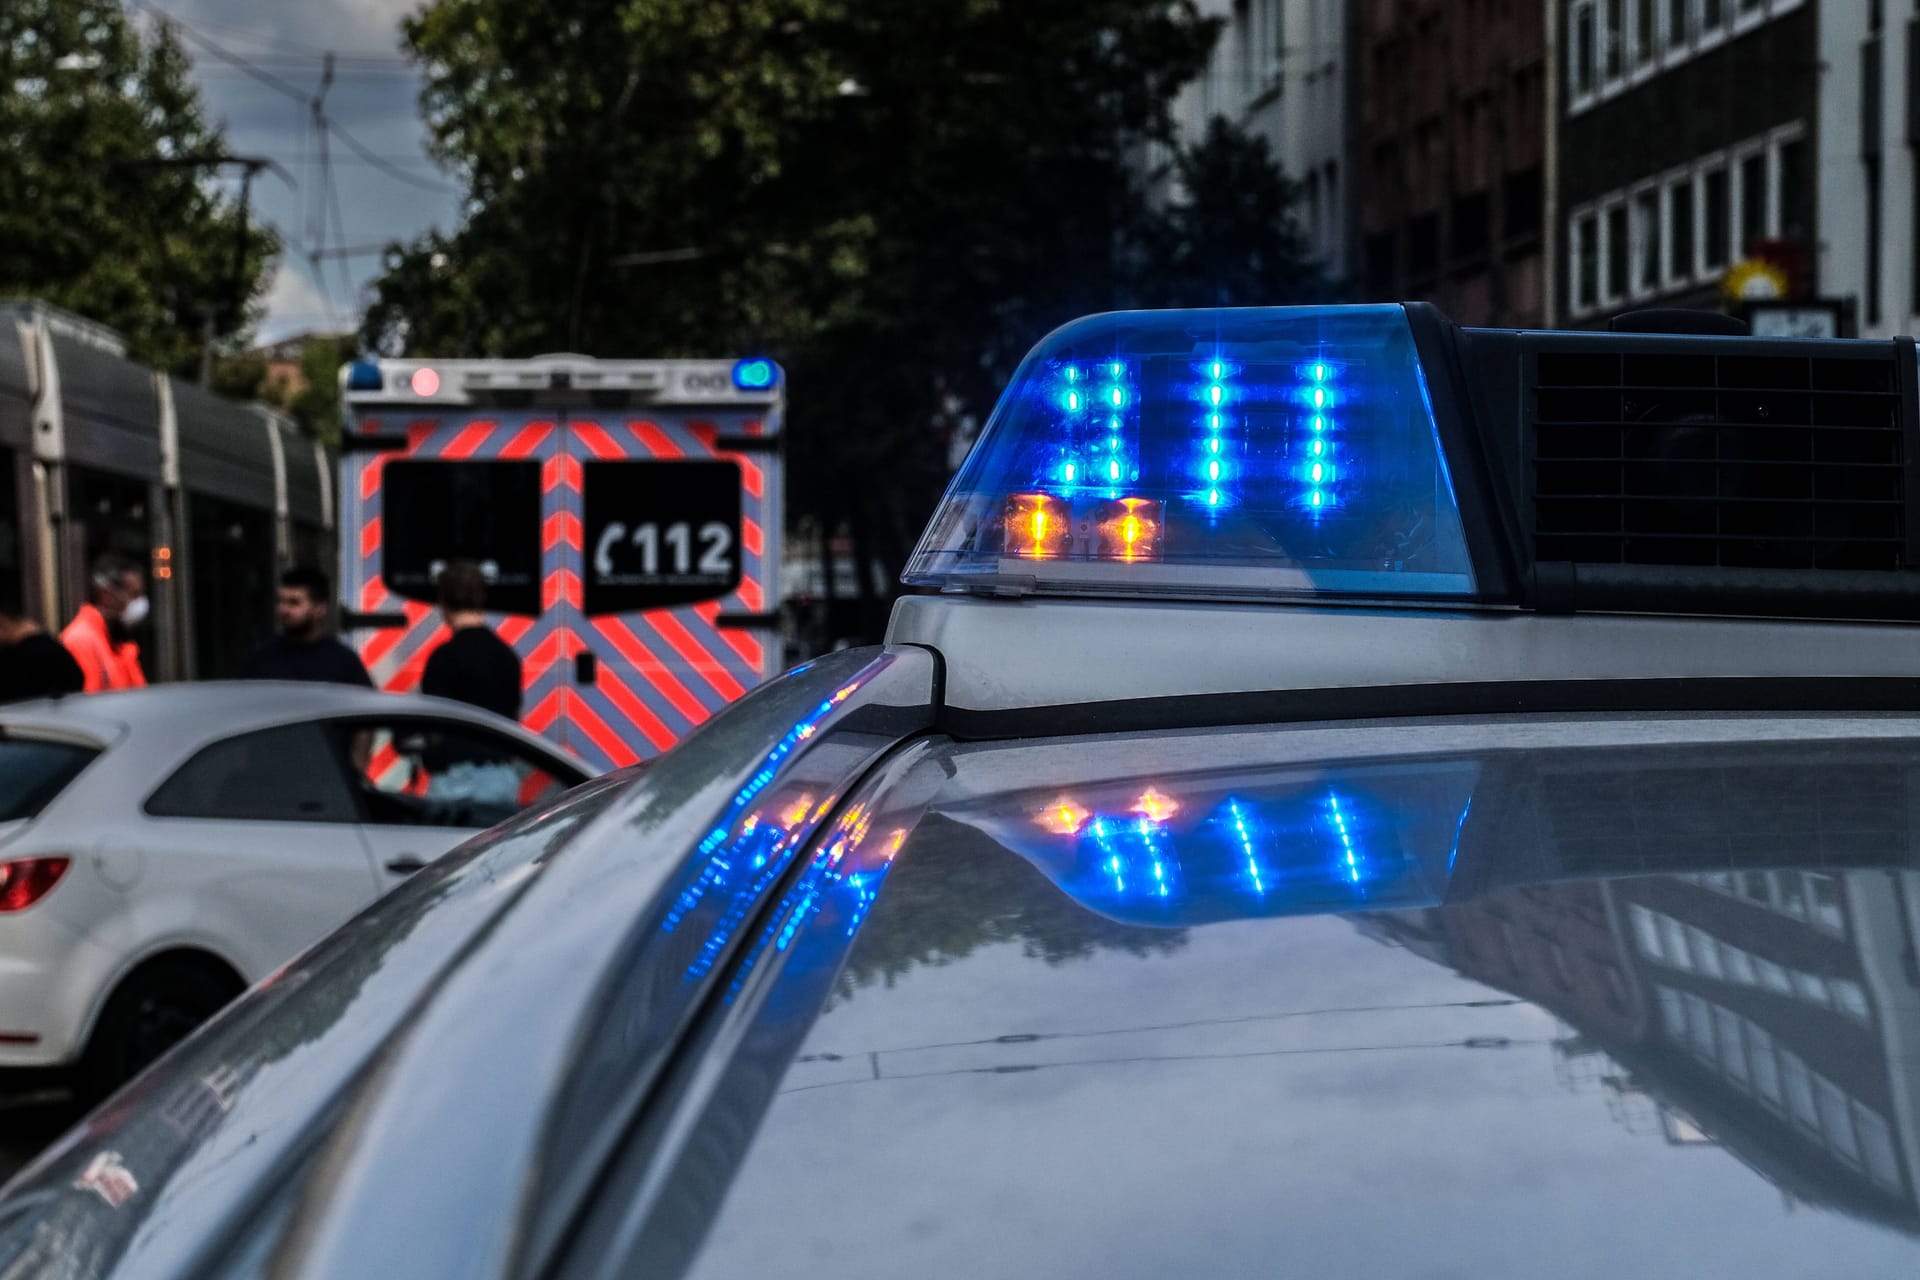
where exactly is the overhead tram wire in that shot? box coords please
[130,2,458,197]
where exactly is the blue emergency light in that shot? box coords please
[731,358,779,390]
[346,360,384,392]
[903,305,1476,602]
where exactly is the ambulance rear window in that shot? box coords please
[382,460,543,614]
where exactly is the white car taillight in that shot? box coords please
[0,857,70,912]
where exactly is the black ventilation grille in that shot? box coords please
[1531,350,1905,571]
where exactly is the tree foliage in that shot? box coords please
[366,1,1334,636]
[0,0,277,374]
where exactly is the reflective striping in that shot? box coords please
[736,456,764,500]
[542,569,584,610]
[591,666,678,754]
[591,617,710,726]
[442,420,498,459]
[643,611,747,702]
[500,420,555,458]
[347,399,776,774]
[695,602,763,667]
[630,421,683,458]
[571,421,625,460]
[543,453,583,494]
[542,511,583,552]
[565,692,637,767]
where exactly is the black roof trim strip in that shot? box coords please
[937,676,1920,741]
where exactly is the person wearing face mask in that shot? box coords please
[60,553,150,692]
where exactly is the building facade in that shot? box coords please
[1350,0,1550,326]
[1555,0,1818,327]
[1164,0,1355,274]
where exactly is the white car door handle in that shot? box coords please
[385,856,428,875]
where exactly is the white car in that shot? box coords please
[0,682,589,1093]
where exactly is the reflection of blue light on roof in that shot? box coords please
[961,761,1480,928]
[1328,793,1359,884]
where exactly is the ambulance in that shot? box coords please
[339,355,783,772]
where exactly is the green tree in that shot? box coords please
[0,0,277,375]
[364,1,1242,635]
[1136,116,1341,308]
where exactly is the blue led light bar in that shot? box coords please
[345,360,384,392]
[903,305,1475,602]
[731,358,779,390]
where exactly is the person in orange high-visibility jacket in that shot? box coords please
[61,554,150,693]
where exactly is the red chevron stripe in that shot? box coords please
[567,694,638,768]
[497,617,534,647]
[543,453,583,494]
[542,569,583,610]
[443,420,497,459]
[360,517,382,560]
[736,456,763,500]
[501,420,555,458]
[742,517,763,558]
[646,611,746,701]
[737,575,764,611]
[525,688,563,734]
[407,423,436,449]
[593,667,677,755]
[364,605,437,673]
[572,421,625,459]
[358,455,387,501]
[632,421,682,458]
[592,617,710,725]
[542,510,583,551]
[695,602,762,667]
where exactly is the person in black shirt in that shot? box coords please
[0,607,85,703]
[240,567,375,686]
[420,561,522,721]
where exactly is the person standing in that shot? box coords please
[241,567,374,686]
[0,604,84,703]
[420,561,522,720]
[61,554,148,692]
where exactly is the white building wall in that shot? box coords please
[1162,0,1349,273]
[1819,4,1920,339]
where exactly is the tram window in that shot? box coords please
[188,494,276,679]
[381,461,541,615]
[0,447,22,616]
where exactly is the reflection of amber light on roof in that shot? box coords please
[781,794,815,827]
[1035,796,1090,836]
[742,812,760,832]
[883,828,908,860]
[1131,787,1179,822]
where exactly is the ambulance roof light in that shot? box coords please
[732,358,778,390]
[345,360,383,392]
[902,304,1476,603]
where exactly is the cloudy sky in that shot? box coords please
[140,0,455,343]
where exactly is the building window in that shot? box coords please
[1702,0,1726,36]
[1737,148,1768,254]
[1635,0,1655,65]
[1667,177,1695,281]
[1632,188,1661,295]
[1605,201,1630,300]
[1572,1,1597,102]
[1668,0,1688,48]
[1574,212,1599,311]
[1605,0,1626,81]
[1703,164,1730,268]
[1776,133,1807,238]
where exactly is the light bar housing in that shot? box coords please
[904,305,1476,602]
